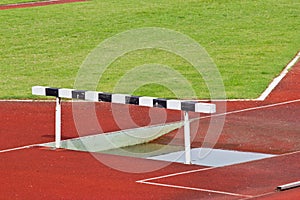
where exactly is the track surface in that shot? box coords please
[1,48,300,200]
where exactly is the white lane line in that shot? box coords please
[274,149,300,157]
[137,181,253,198]
[1,0,65,7]
[198,98,300,120]
[257,51,300,101]
[137,167,216,183]
[0,144,39,153]
[238,191,275,200]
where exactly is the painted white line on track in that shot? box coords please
[137,181,253,198]
[1,0,65,7]
[257,51,300,101]
[275,149,300,158]
[137,167,216,183]
[198,99,300,120]
[239,191,275,200]
[0,144,39,153]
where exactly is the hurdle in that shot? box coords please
[32,86,216,164]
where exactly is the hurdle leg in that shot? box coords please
[55,97,61,148]
[184,111,191,164]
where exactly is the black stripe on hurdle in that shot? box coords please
[72,90,86,100]
[181,101,196,112]
[45,88,59,97]
[98,93,112,102]
[153,99,167,108]
[125,96,139,105]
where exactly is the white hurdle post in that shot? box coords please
[55,97,61,148]
[183,111,191,164]
[32,86,216,164]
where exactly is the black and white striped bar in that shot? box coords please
[32,86,216,113]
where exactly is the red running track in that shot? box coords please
[0,0,86,10]
[1,58,300,199]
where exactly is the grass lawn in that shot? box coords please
[0,0,299,99]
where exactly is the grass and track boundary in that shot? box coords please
[1,1,299,100]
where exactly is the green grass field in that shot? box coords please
[0,0,299,99]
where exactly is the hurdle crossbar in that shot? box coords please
[32,86,216,164]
